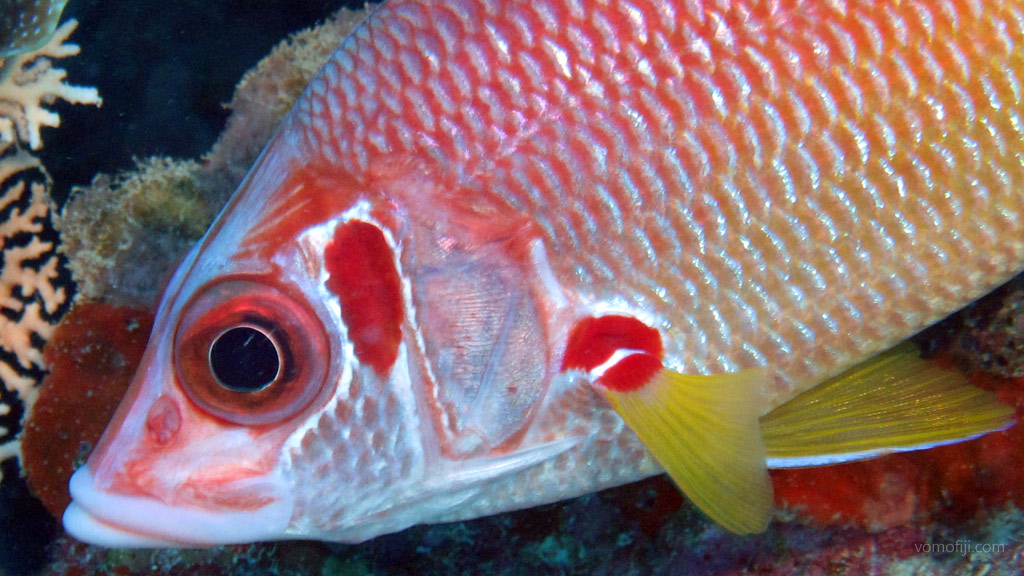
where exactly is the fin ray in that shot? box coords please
[603,367,773,534]
[760,343,1014,465]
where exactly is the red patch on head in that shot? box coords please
[561,315,664,372]
[324,220,404,375]
[598,353,664,393]
[235,164,360,262]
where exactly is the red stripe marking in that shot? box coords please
[561,315,663,372]
[324,221,404,375]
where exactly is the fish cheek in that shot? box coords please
[173,277,332,426]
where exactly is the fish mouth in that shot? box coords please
[64,466,294,548]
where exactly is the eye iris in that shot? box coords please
[209,326,280,392]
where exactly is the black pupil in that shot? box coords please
[209,326,280,392]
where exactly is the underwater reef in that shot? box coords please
[1,1,1024,575]
[25,291,1024,576]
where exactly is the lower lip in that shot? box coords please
[63,465,294,547]
[63,500,186,548]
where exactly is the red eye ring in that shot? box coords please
[174,277,331,426]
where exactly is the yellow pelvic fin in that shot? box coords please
[760,343,1015,467]
[602,367,773,534]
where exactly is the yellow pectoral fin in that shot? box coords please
[760,342,1015,467]
[601,366,774,535]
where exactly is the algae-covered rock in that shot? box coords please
[56,7,370,307]
[56,157,209,304]
[205,7,368,195]
[951,281,1024,378]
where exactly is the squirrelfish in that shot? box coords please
[64,0,1023,546]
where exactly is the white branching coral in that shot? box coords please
[0,19,98,480]
[0,20,101,150]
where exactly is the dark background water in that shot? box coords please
[2,2,360,574]
[40,0,361,205]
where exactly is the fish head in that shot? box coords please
[63,137,571,547]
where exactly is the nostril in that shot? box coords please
[146,396,181,444]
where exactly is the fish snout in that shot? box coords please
[64,373,297,547]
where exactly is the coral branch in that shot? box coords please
[0,20,101,151]
[0,147,71,481]
[0,20,97,482]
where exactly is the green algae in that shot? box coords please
[0,0,70,58]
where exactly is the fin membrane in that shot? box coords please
[760,343,1015,468]
[602,368,773,534]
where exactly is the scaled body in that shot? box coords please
[65,0,1024,545]
[296,0,1024,402]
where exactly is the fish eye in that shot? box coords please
[175,278,331,425]
[209,325,281,392]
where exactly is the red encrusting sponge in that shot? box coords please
[21,303,154,518]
